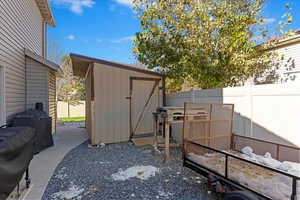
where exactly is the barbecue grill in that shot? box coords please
[11,105,53,154]
[0,127,35,200]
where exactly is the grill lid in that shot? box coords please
[0,127,35,157]
[14,109,49,118]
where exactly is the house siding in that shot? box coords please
[0,66,5,125]
[275,42,300,82]
[48,71,56,133]
[25,57,49,112]
[0,0,44,119]
[26,57,58,134]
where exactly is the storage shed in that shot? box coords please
[70,54,165,145]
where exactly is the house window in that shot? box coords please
[0,66,5,125]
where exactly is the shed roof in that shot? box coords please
[70,53,163,78]
[25,49,63,76]
[35,0,56,27]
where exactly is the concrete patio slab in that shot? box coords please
[24,126,87,200]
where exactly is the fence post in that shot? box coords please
[191,88,195,102]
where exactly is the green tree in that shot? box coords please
[133,0,289,91]
[57,56,85,117]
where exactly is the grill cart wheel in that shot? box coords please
[224,191,259,200]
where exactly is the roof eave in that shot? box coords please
[35,0,56,27]
[25,49,62,75]
[70,53,163,78]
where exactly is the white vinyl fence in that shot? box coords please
[167,83,300,147]
[57,101,85,118]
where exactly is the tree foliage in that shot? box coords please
[57,56,85,105]
[133,0,285,91]
[47,38,85,117]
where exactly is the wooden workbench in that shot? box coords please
[154,106,208,161]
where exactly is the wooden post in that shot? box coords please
[153,112,158,147]
[276,144,280,160]
[208,104,213,147]
[164,121,170,162]
[67,100,70,118]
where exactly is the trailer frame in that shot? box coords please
[182,102,300,200]
[183,140,300,200]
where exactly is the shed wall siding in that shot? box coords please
[0,0,44,119]
[93,63,163,144]
[25,57,49,113]
[49,71,56,133]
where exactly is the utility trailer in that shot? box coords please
[182,102,300,200]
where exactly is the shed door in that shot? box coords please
[130,77,161,138]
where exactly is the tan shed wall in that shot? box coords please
[25,57,49,112]
[92,63,163,144]
[49,71,56,133]
[0,0,44,119]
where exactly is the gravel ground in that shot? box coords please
[42,142,220,200]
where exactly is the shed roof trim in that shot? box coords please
[70,53,163,77]
[35,0,56,27]
[25,49,62,74]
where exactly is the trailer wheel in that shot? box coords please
[224,191,259,200]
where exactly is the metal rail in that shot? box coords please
[232,134,300,161]
[185,140,299,200]
[184,157,272,200]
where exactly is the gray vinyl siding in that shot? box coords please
[48,71,56,133]
[0,0,44,119]
[25,57,49,113]
[0,66,5,125]
[275,42,300,82]
[26,57,58,134]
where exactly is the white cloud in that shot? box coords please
[112,36,135,43]
[67,35,76,40]
[264,18,276,24]
[96,39,103,43]
[114,0,133,7]
[50,0,95,14]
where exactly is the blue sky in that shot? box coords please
[48,0,300,65]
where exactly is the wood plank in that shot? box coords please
[132,137,155,146]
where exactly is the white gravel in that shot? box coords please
[51,183,84,200]
[112,165,159,181]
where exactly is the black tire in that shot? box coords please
[224,191,259,200]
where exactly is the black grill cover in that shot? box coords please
[12,109,53,154]
[0,127,34,199]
